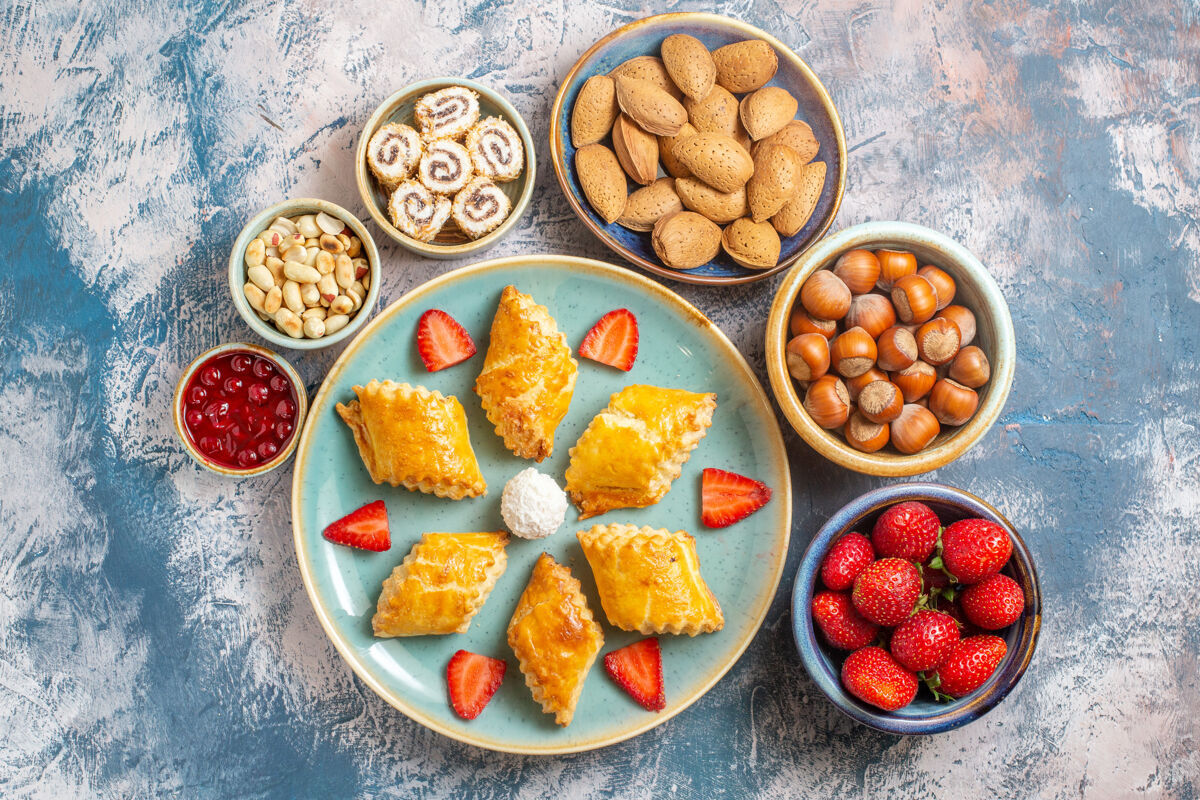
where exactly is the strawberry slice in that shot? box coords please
[579,309,639,371]
[604,638,665,711]
[446,650,506,720]
[322,500,390,551]
[417,309,477,372]
[701,468,772,528]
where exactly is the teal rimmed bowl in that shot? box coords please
[550,12,847,285]
[792,482,1041,734]
[290,254,792,753]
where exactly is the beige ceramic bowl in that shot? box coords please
[356,77,535,259]
[765,221,1015,476]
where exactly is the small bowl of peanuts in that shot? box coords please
[229,198,381,350]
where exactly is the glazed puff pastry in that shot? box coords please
[564,385,717,518]
[507,553,604,726]
[475,286,578,462]
[336,380,486,499]
[372,532,508,637]
[577,524,724,636]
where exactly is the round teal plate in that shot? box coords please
[291,255,791,754]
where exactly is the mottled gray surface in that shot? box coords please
[2,0,1198,797]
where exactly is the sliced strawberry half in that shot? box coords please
[579,309,638,371]
[446,649,506,720]
[417,309,477,372]
[701,468,772,528]
[322,500,390,551]
[604,638,665,711]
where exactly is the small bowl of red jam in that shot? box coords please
[173,343,307,476]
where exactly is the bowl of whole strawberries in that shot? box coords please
[765,220,1015,476]
[792,483,1040,734]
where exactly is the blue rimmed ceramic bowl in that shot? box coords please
[791,483,1040,734]
[549,12,847,286]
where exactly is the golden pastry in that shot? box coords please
[565,384,716,518]
[578,524,724,635]
[475,286,579,462]
[336,380,486,499]
[372,531,509,637]
[507,553,604,726]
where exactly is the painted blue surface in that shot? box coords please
[1,1,1198,797]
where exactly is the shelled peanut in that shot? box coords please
[242,211,370,340]
[786,248,991,455]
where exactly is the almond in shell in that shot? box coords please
[747,143,801,222]
[661,34,716,102]
[612,114,660,186]
[672,133,754,194]
[772,160,826,237]
[575,143,628,225]
[652,210,722,270]
[683,84,740,136]
[675,177,749,224]
[659,122,698,179]
[570,75,619,147]
[722,217,782,269]
[613,75,687,137]
[754,119,819,163]
[617,177,682,232]
[609,56,683,101]
[739,86,799,141]
[711,39,778,93]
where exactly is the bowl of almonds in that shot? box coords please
[764,221,1015,476]
[550,12,847,285]
[229,198,381,350]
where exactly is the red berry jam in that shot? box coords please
[181,350,299,470]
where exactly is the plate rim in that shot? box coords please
[290,253,793,754]
[548,11,848,286]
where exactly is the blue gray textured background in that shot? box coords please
[2,0,1198,797]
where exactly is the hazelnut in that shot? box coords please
[918,265,956,310]
[891,274,939,325]
[858,380,904,424]
[875,249,917,291]
[844,293,897,340]
[938,305,976,347]
[929,378,979,426]
[801,270,852,321]
[844,411,889,453]
[845,367,888,402]
[833,249,881,294]
[916,317,961,365]
[804,375,851,429]
[790,307,838,340]
[786,333,830,383]
[891,403,940,454]
[949,345,991,388]
[876,326,918,372]
[891,360,937,403]
[829,327,878,378]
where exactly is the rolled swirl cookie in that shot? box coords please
[451,177,512,239]
[418,139,474,195]
[366,123,422,190]
[388,179,452,242]
[465,117,525,183]
[414,86,480,142]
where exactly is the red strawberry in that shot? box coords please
[851,558,921,626]
[939,518,1012,584]
[934,594,981,638]
[701,468,771,528]
[579,309,639,371]
[961,574,1025,630]
[604,638,665,711]
[841,646,918,711]
[872,501,941,561]
[322,500,390,551]
[820,533,875,591]
[927,635,1007,699]
[446,649,506,720]
[889,610,961,672]
[417,309,477,372]
[811,591,880,650]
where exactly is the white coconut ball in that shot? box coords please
[501,467,569,540]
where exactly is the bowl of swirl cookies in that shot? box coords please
[550,12,847,285]
[357,77,536,258]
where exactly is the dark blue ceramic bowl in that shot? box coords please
[549,12,846,286]
[792,483,1041,734]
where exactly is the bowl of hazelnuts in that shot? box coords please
[765,221,1015,476]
